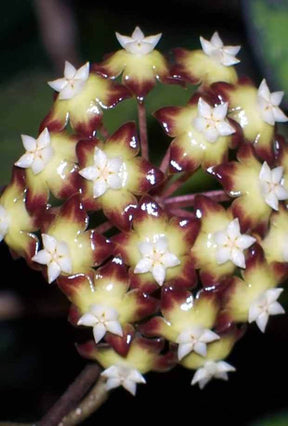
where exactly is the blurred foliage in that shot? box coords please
[244,1,288,102]
[251,411,288,426]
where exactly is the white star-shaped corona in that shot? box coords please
[194,98,235,143]
[259,162,288,211]
[15,128,53,175]
[101,364,146,395]
[191,360,236,389]
[0,205,9,242]
[200,31,241,66]
[77,304,123,343]
[257,79,288,126]
[248,288,285,333]
[115,26,162,55]
[79,147,125,198]
[176,326,220,360]
[213,218,256,269]
[48,61,90,100]
[32,234,72,283]
[134,235,180,286]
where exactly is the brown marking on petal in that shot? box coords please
[153,106,185,137]
[161,285,192,315]
[231,198,268,235]
[73,113,103,138]
[194,195,224,219]
[112,232,132,261]
[10,166,26,189]
[169,141,200,174]
[106,121,139,156]
[210,81,235,104]
[57,273,93,299]
[200,270,229,290]
[153,348,178,372]
[210,161,239,193]
[105,324,135,357]
[104,81,131,108]
[56,167,82,200]
[136,335,165,354]
[89,230,114,266]
[59,193,88,229]
[134,158,164,193]
[132,290,160,320]
[168,216,200,247]
[68,304,81,325]
[26,186,49,223]
[76,138,102,168]
[76,340,98,360]
[139,316,164,337]
[129,270,159,294]
[39,110,67,133]
[215,310,234,334]
[97,256,128,283]
[133,196,167,226]
[245,243,266,271]
[124,76,155,100]
[237,141,257,163]
[103,197,137,231]
[168,256,198,290]
[170,48,201,85]
[271,261,288,284]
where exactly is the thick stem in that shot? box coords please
[59,377,108,426]
[137,101,149,160]
[94,221,113,234]
[166,207,195,218]
[159,146,170,173]
[37,363,101,426]
[164,189,229,207]
[160,173,190,198]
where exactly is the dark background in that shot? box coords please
[1,1,288,424]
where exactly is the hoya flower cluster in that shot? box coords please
[1,28,288,396]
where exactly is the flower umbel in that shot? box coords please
[2,27,288,422]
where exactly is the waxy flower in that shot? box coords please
[200,32,240,67]
[212,144,288,232]
[15,128,53,175]
[77,122,164,230]
[32,234,72,283]
[0,168,38,261]
[48,61,90,100]
[180,331,238,389]
[32,194,111,282]
[171,32,240,86]
[259,162,288,211]
[213,218,256,269]
[77,336,171,395]
[191,360,236,389]
[154,96,237,174]
[248,288,284,333]
[15,129,80,217]
[113,197,199,293]
[116,26,162,56]
[42,61,129,137]
[141,286,219,360]
[257,79,288,126]
[191,196,255,286]
[94,26,169,100]
[194,98,235,142]
[223,246,285,332]
[58,257,158,353]
[211,78,287,160]
[261,207,288,281]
